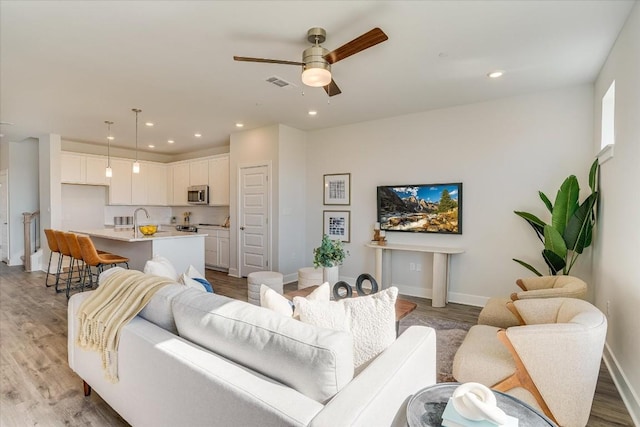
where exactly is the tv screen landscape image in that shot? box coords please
[377,183,462,234]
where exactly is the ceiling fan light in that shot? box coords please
[302,66,332,87]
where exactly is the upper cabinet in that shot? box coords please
[146,163,168,206]
[61,152,108,185]
[189,160,209,186]
[108,159,133,205]
[208,156,229,206]
[172,163,190,205]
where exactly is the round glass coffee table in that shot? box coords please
[407,383,557,427]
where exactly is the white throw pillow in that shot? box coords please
[260,285,294,316]
[184,264,205,280]
[180,273,207,292]
[259,282,331,318]
[294,287,398,369]
[143,255,178,280]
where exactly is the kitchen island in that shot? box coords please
[71,228,207,274]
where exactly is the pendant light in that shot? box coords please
[105,120,114,178]
[132,108,142,174]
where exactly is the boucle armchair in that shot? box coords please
[453,298,607,427]
[478,276,588,328]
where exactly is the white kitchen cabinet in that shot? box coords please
[189,160,209,186]
[61,152,109,185]
[146,163,167,205]
[172,163,190,205]
[166,165,174,205]
[85,156,109,185]
[131,162,148,205]
[61,153,86,184]
[218,232,230,269]
[200,227,229,270]
[208,156,229,206]
[108,159,133,205]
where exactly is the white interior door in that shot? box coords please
[239,165,269,277]
[0,170,9,263]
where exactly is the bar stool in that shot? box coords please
[63,232,92,299]
[53,230,84,294]
[77,235,129,288]
[43,229,63,290]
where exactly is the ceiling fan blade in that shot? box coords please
[323,79,342,97]
[324,28,388,64]
[233,56,304,66]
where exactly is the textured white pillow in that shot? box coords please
[260,285,293,316]
[294,287,398,368]
[143,255,178,280]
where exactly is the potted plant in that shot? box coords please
[513,159,599,276]
[313,234,349,285]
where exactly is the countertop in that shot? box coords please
[72,228,208,242]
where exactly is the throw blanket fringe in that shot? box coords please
[76,269,175,382]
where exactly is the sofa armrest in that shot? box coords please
[309,326,437,427]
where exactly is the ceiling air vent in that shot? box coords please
[266,76,294,88]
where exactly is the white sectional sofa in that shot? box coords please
[68,278,437,427]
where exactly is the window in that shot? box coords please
[599,80,615,163]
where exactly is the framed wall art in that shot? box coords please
[323,173,351,205]
[323,210,350,242]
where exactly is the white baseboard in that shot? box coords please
[603,343,640,426]
[282,272,297,284]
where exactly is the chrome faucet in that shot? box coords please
[133,207,150,238]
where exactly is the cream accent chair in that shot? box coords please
[478,276,588,328]
[453,298,607,427]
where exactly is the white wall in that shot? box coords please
[229,125,279,277]
[278,125,307,283]
[592,2,640,423]
[6,139,40,265]
[306,85,595,304]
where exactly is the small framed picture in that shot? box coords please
[323,210,350,242]
[323,173,351,205]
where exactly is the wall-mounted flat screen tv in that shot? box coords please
[377,183,462,234]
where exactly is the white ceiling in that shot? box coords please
[0,0,635,155]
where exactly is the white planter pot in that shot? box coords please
[323,265,339,286]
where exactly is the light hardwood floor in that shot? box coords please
[0,263,633,426]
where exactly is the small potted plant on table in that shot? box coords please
[313,234,349,285]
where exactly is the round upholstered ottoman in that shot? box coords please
[297,267,323,290]
[247,271,284,305]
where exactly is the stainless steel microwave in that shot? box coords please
[187,185,209,205]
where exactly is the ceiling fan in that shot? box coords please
[234,27,388,97]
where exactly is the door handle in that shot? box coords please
[240,226,245,230]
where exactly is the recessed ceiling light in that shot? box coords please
[145,122,154,127]
[235,123,244,128]
[148,144,155,148]
[308,110,318,116]
[194,133,202,138]
[487,70,504,79]
[167,139,175,144]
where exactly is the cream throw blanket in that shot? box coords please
[76,269,175,382]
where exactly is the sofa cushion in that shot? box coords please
[172,288,354,403]
[294,287,398,369]
[138,284,189,334]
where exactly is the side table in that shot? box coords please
[407,383,557,427]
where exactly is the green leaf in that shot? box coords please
[512,259,543,276]
[589,159,599,193]
[514,211,546,241]
[542,249,566,275]
[539,191,553,214]
[551,175,580,235]
[564,192,598,253]
[544,225,567,259]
